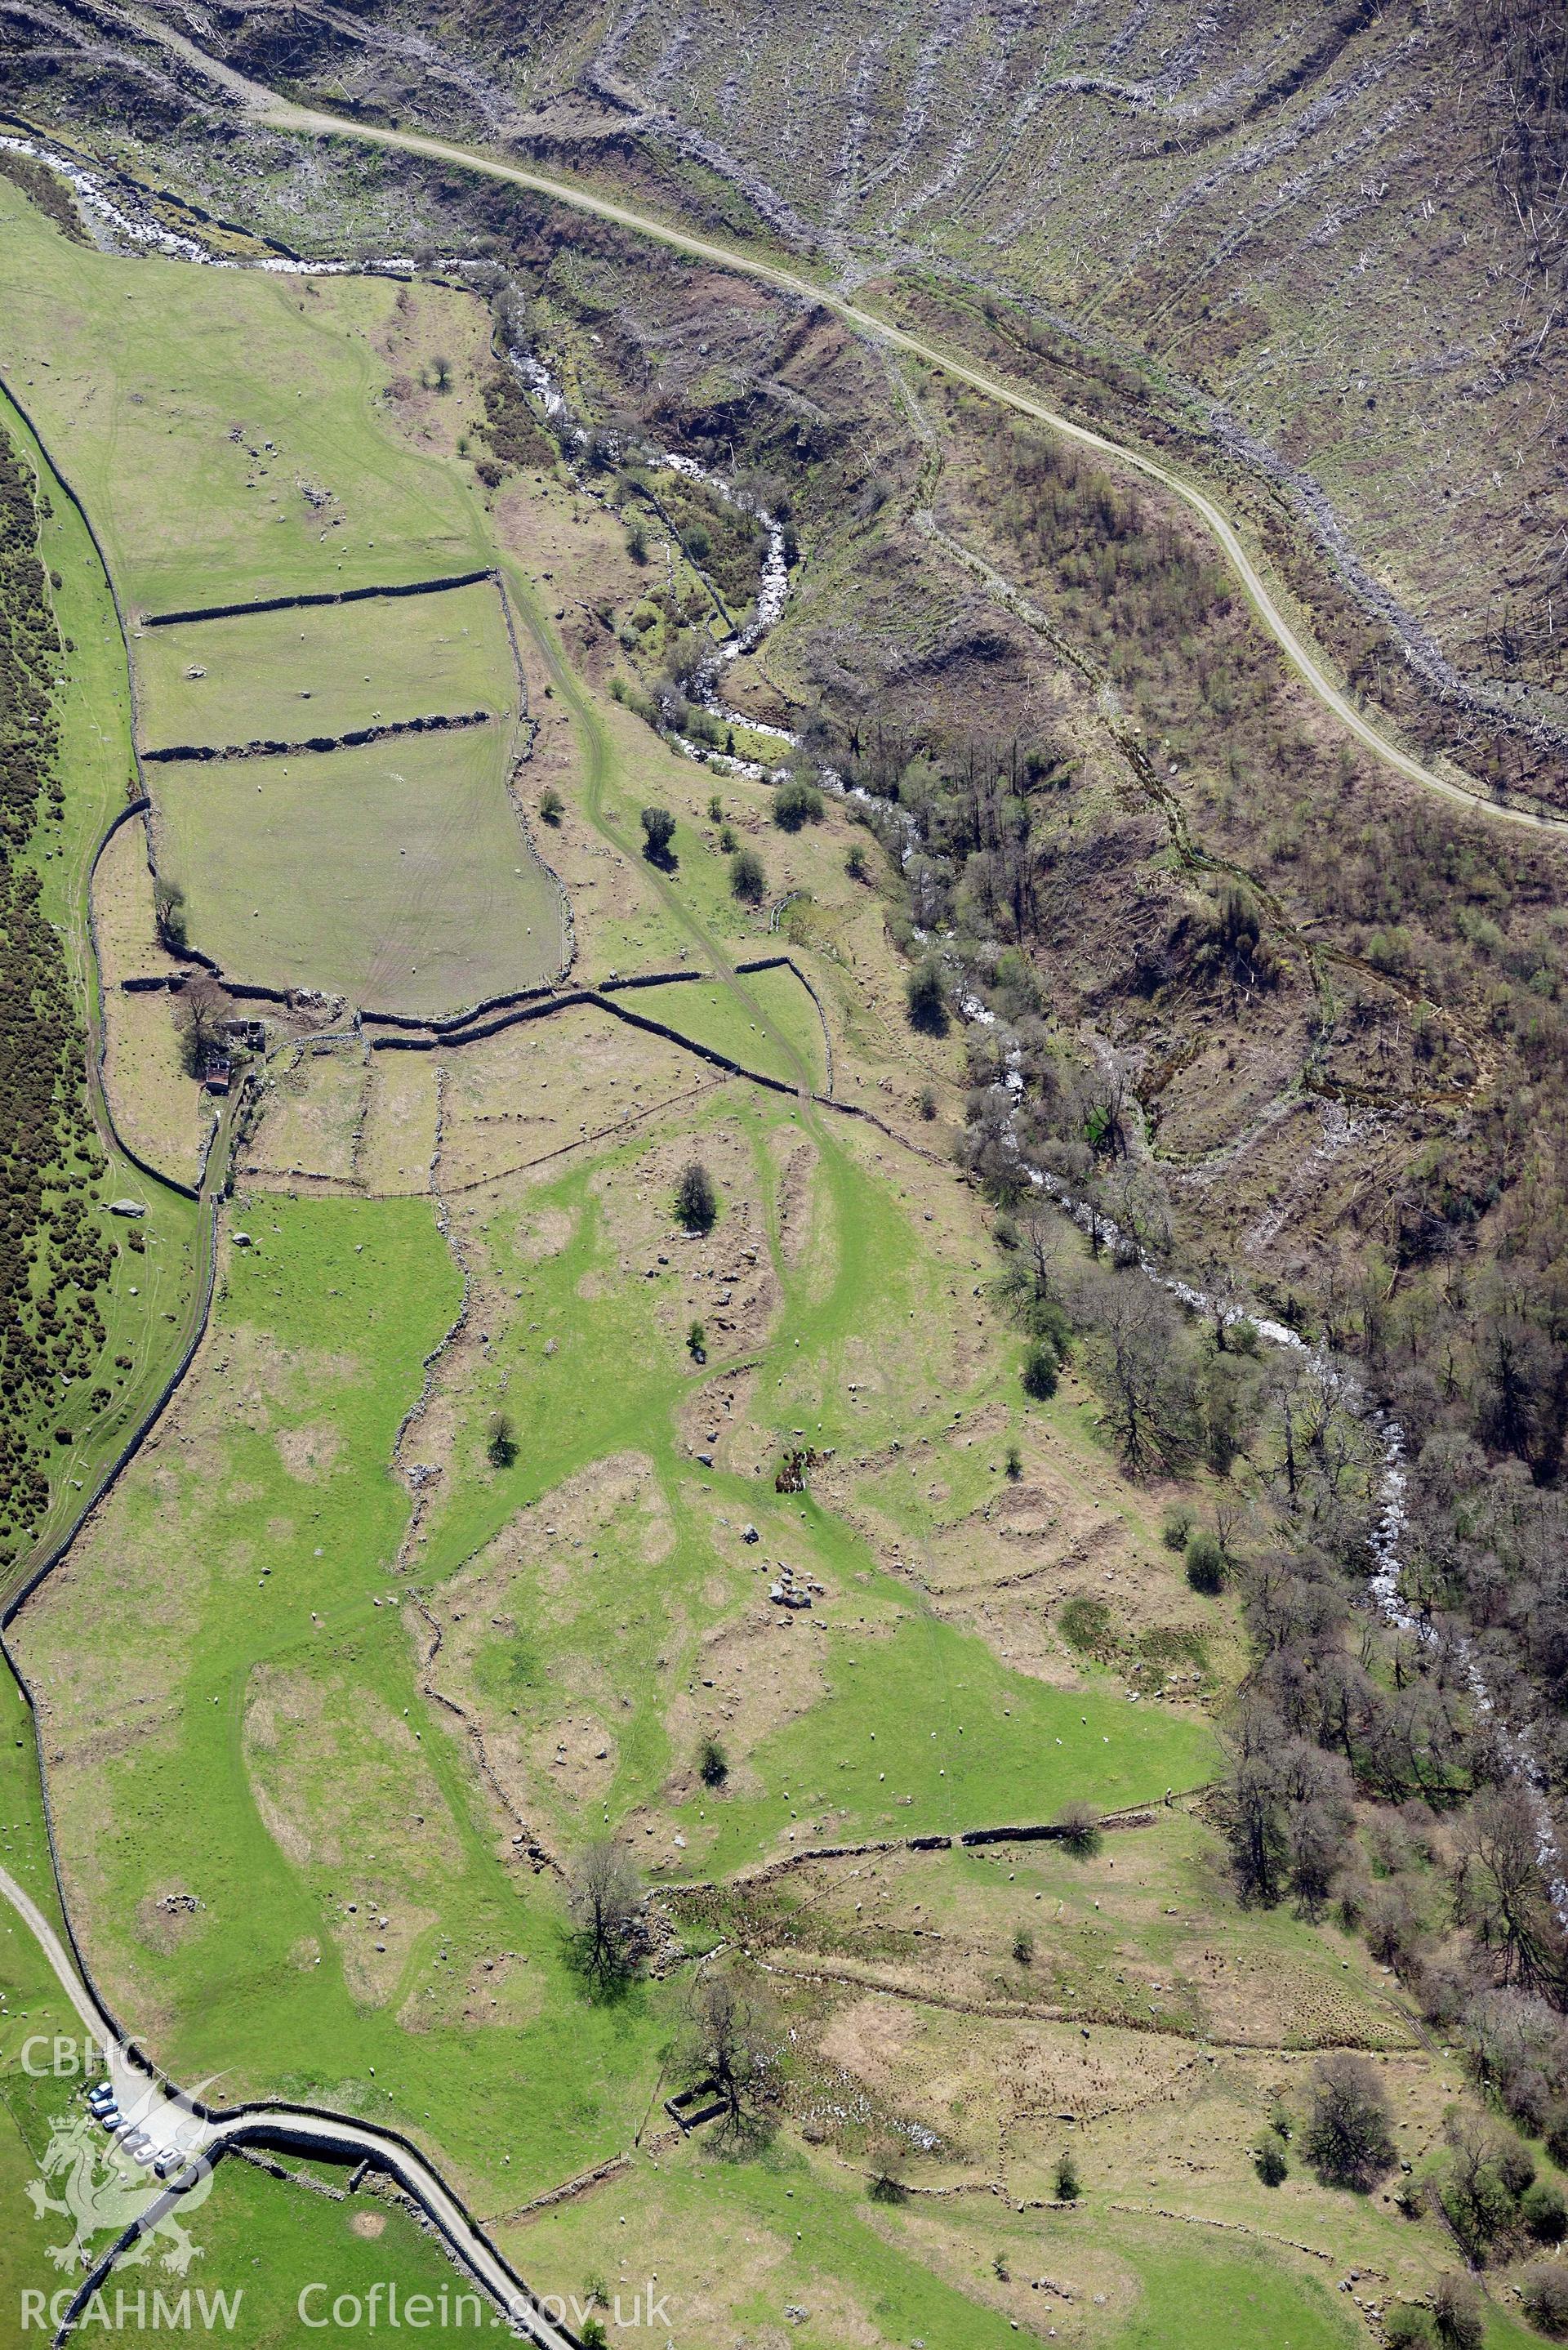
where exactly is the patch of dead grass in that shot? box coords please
[359,1051,439,1195]
[242,1045,369,1186]
[434,1010,705,1193]
[242,1662,457,2003]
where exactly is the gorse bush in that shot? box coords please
[1185,1527,1227,1594]
[773,777,823,831]
[0,429,118,1558]
[1523,2180,1568,2241]
[1383,2307,1432,2348]
[1522,2265,1568,2339]
[1432,2274,1483,2349]
[730,847,766,903]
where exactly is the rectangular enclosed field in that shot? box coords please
[136,578,517,751]
[149,728,565,1018]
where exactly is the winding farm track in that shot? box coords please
[2,45,1521,2330]
[126,12,1567,836]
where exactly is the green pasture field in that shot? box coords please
[675,1606,1211,1875]
[0,390,212,1595]
[612,967,826,1090]
[0,185,572,1044]
[421,1092,987,1584]
[11,1195,669,2207]
[149,728,564,1018]
[0,182,488,612]
[411,1091,1214,1867]
[415,1094,948,1580]
[172,2152,489,2348]
[1058,2207,1358,2350]
[0,2001,105,2320]
[0,1887,476,2343]
[10,1095,1208,2208]
[1089,2199,1532,2350]
[136,579,516,751]
[0,1819,114,2316]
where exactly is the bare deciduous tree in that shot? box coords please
[565,1839,642,1995]
[1054,1799,1102,1855]
[175,974,230,1077]
[1069,1268,1197,1478]
[683,1973,778,2140]
[1452,1786,1568,2000]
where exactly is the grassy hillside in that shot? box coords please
[2,108,1566,2350]
[0,181,487,611]
[0,390,211,1598]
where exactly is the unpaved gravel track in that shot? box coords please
[120,14,1568,836]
